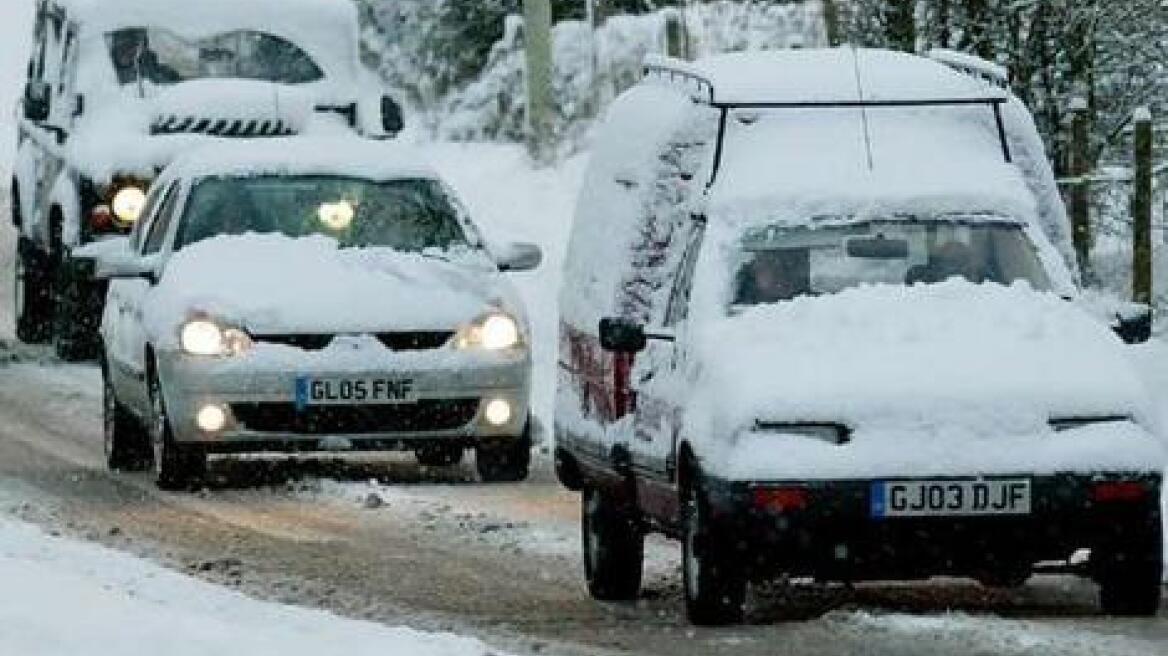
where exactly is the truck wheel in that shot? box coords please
[475,423,531,483]
[582,486,644,600]
[1096,520,1163,616]
[416,444,464,467]
[682,476,746,625]
[14,239,51,343]
[149,371,206,491]
[102,363,151,472]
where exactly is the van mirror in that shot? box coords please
[23,81,51,122]
[381,95,404,134]
[847,236,909,259]
[496,242,543,272]
[599,317,647,353]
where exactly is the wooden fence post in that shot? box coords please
[1132,108,1153,305]
[523,0,554,164]
[1069,98,1093,283]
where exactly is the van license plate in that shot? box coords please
[870,479,1031,518]
[295,376,417,407]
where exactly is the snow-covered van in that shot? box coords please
[555,49,1165,624]
[12,0,402,360]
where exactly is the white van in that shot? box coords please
[555,48,1164,625]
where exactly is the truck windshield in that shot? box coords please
[106,28,324,86]
[732,218,1052,306]
[177,176,470,252]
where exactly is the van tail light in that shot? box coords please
[89,204,113,229]
[1091,480,1148,503]
[752,486,810,512]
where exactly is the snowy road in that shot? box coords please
[0,350,1165,656]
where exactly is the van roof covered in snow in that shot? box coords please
[158,138,439,184]
[643,48,1008,106]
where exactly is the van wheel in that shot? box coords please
[682,477,746,625]
[14,238,51,344]
[1096,520,1163,616]
[475,424,531,483]
[102,364,151,472]
[148,371,206,491]
[416,444,464,467]
[582,486,644,600]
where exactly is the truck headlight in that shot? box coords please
[454,312,521,351]
[180,319,252,357]
[112,186,147,224]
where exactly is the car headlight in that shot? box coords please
[111,186,147,224]
[454,312,522,351]
[180,319,253,357]
[755,422,852,445]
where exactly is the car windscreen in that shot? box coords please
[177,175,470,251]
[732,219,1052,307]
[106,28,324,86]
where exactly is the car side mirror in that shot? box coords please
[599,317,647,354]
[90,242,159,284]
[496,242,542,272]
[381,95,404,135]
[1115,305,1152,344]
[23,81,51,122]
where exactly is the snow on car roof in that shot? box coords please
[646,48,1007,106]
[158,138,440,184]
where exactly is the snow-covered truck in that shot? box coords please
[555,48,1164,624]
[11,0,403,359]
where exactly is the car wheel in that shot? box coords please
[581,486,644,601]
[102,364,151,472]
[148,371,206,491]
[14,238,51,344]
[475,423,532,483]
[1096,519,1163,616]
[415,444,464,467]
[682,475,746,625]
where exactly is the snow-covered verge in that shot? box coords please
[0,512,507,656]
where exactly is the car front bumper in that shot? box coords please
[156,348,531,452]
[704,472,1163,582]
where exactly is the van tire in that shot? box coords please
[14,238,52,344]
[682,476,746,625]
[582,486,644,600]
[52,257,100,362]
[1096,519,1162,616]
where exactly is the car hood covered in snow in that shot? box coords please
[144,234,522,344]
[684,281,1165,479]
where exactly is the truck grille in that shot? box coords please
[231,399,480,435]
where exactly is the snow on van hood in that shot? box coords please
[686,281,1165,479]
[144,234,521,344]
[690,281,1155,441]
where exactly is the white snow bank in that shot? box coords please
[0,515,504,656]
[143,234,516,342]
[684,281,1163,479]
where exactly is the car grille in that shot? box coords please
[230,399,480,435]
[254,332,454,352]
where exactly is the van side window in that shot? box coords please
[664,221,706,327]
[141,183,182,255]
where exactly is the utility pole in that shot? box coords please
[523,0,554,164]
[1132,108,1153,305]
[1069,97,1093,283]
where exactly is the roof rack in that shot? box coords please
[641,53,1014,188]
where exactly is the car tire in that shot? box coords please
[14,238,52,344]
[581,486,644,601]
[1096,519,1163,617]
[148,371,206,491]
[682,475,746,626]
[102,364,151,472]
[475,423,532,483]
[415,444,464,467]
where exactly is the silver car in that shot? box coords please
[92,141,540,489]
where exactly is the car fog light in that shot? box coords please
[196,404,228,433]
[484,399,512,426]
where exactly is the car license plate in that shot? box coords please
[870,479,1031,518]
[294,376,417,407]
